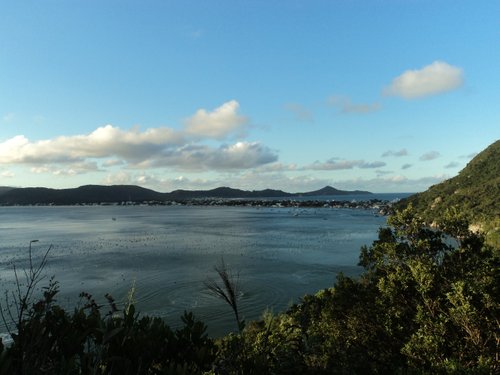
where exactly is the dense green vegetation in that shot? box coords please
[396,140,499,247]
[1,207,498,374]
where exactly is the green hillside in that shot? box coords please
[397,140,499,247]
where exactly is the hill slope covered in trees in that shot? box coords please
[397,140,499,246]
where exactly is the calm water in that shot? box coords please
[0,203,393,336]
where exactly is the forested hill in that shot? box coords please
[396,140,499,245]
[0,185,371,205]
[0,185,166,205]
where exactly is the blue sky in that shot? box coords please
[1,0,499,193]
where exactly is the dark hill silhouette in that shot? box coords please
[0,185,371,205]
[300,185,371,196]
[0,185,164,205]
[168,187,293,199]
[0,186,14,195]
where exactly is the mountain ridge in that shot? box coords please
[0,184,372,205]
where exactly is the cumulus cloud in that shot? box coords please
[0,101,278,174]
[54,162,100,176]
[0,126,183,165]
[103,171,133,185]
[30,166,51,174]
[253,162,298,173]
[284,103,314,122]
[401,163,412,170]
[384,61,463,99]
[304,158,385,171]
[103,159,125,167]
[419,151,441,161]
[382,149,408,157]
[30,162,100,176]
[150,142,278,171]
[184,100,248,139]
[327,95,381,114]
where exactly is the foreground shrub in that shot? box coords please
[0,284,215,374]
[212,207,498,374]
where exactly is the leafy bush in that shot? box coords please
[212,207,498,374]
[0,282,215,374]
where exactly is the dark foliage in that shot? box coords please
[1,285,215,374]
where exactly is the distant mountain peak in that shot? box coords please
[301,185,372,196]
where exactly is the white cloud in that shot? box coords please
[214,142,277,169]
[382,149,408,157]
[30,162,100,176]
[306,159,361,170]
[150,142,278,171]
[304,158,385,171]
[102,159,125,167]
[1,170,14,178]
[253,162,298,173]
[385,61,463,99]
[0,101,278,174]
[419,151,441,161]
[103,171,133,185]
[31,166,51,174]
[52,162,100,176]
[0,126,183,165]
[327,95,380,114]
[184,100,248,139]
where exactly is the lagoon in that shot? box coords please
[0,202,394,336]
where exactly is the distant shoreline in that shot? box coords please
[0,197,398,215]
[0,184,414,207]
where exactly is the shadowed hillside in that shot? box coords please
[0,185,371,205]
[396,140,499,246]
